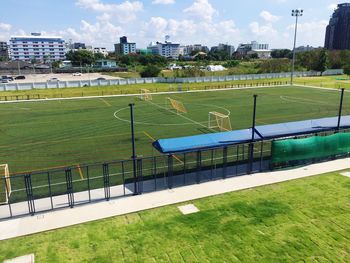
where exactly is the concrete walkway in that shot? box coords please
[0,158,349,241]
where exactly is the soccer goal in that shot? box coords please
[208,112,232,131]
[140,89,152,101]
[0,164,11,204]
[166,97,187,114]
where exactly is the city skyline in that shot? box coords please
[0,0,343,50]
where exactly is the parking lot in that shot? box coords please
[2,73,122,84]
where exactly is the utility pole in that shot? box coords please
[129,103,138,195]
[291,9,303,85]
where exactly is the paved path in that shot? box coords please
[0,158,349,241]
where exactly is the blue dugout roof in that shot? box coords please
[153,115,350,154]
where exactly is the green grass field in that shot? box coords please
[0,85,349,174]
[0,172,349,262]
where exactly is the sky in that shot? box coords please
[0,0,343,50]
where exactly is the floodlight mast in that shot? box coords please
[291,9,303,86]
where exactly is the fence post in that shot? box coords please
[24,174,35,216]
[167,155,173,189]
[65,169,74,208]
[196,151,202,184]
[223,147,228,179]
[102,163,111,201]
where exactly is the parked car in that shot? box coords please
[72,72,82,76]
[1,79,9,83]
[14,75,26,80]
[47,77,59,82]
[1,76,13,81]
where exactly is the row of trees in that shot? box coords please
[65,50,106,67]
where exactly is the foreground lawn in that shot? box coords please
[0,172,349,262]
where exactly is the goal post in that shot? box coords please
[166,97,187,114]
[0,164,11,204]
[140,89,152,101]
[208,111,232,131]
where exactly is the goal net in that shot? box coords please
[166,97,187,114]
[208,112,232,131]
[0,164,11,204]
[140,89,152,101]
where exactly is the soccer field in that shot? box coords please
[0,85,348,174]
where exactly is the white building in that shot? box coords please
[91,47,108,57]
[9,33,66,62]
[147,41,181,59]
[237,41,271,58]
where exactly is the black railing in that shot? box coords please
[0,128,349,220]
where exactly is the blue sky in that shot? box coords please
[0,0,342,50]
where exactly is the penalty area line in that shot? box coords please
[142,130,183,164]
[100,98,112,107]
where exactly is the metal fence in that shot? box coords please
[0,80,290,102]
[0,70,343,92]
[0,140,272,220]
[1,128,348,220]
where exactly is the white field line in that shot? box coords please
[147,100,216,132]
[0,84,287,104]
[10,150,270,192]
[297,84,350,93]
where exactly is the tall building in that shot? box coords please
[9,33,66,61]
[73,42,86,50]
[0,42,8,59]
[114,36,136,56]
[218,44,235,57]
[147,41,181,59]
[325,3,350,50]
[183,44,209,56]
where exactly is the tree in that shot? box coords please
[140,65,161,78]
[343,64,350,78]
[66,50,95,66]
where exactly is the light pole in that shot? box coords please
[291,9,303,85]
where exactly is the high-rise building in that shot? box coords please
[73,42,86,50]
[0,42,8,59]
[325,3,350,50]
[147,41,181,59]
[114,36,136,56]
[9,33,66,61]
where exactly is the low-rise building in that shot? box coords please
[92,47,108,57]
[94,59,117,68]
[237,41,271,58]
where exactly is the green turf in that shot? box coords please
[0,172,349,262]
[0,85,348,174]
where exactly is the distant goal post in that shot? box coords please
[208,111,232,131]
[140,89,152,101]
[0,164,11,204]
[166,97,187,114]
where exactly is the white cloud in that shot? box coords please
[286,20,328,47]
[249,21,277,37]
[0,23,12,31]
[152,0,175,4]
[183,0,217,21]
[76,0,143,23]
[260,11,280,23]
[142,17,240,46]
[58,20,124,48]
[328,3,337,11]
